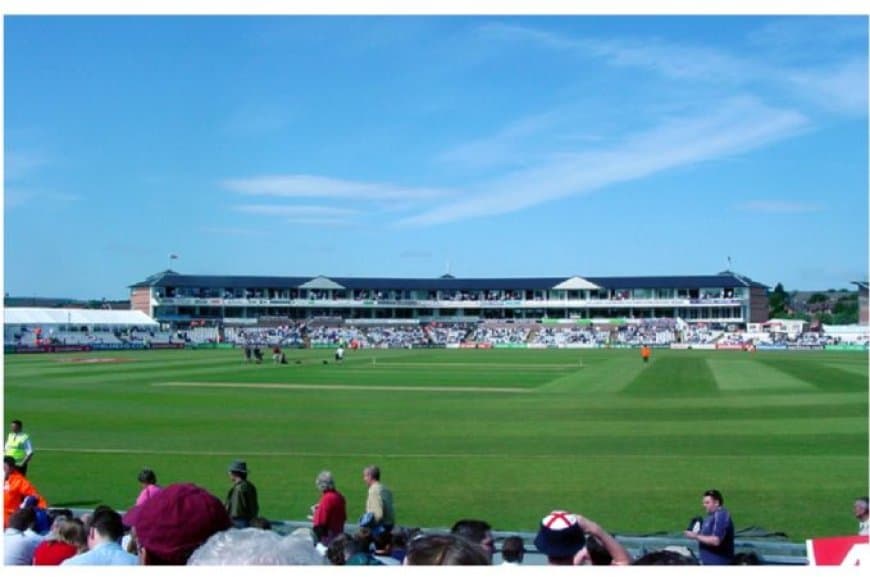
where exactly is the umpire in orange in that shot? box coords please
[641,344,651,364]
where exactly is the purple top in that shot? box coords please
[699,507,734,565]
[135,484,162,507]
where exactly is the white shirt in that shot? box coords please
[4,528,43,565]
[859,519,869,536]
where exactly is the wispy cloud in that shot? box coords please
[477,21,867,116]
[436,111,563,170]
[399,97,809,227]
[736,201,824,214]
[4,188,37,209]
[5,150,49,181]
[223,175,455,202]
[200,226,267,237]
[4,188,80,209]
[233,204,360,217]
[783,58,868,115]
[284,218,354,227]
[224,103,294,135]
[479,22,751,84]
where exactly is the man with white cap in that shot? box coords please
[534,510,631,566]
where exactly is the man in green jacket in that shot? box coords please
[225,460,259,528]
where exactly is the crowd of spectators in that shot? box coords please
[469,325,531,345]
[225,325,306,347]
[11,458,846,566]
[12,317,865,351]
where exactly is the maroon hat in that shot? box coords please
[123,483,231,564]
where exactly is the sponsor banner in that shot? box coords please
[670,343,716,350]
[756,343,788,351]
[459,342,492,349]
[148,343,186,350]
[559,343,600,349]
[494,343,528,349]
[715,343,746,351]
[9,345,94,354]
[91,343,148,351]
[787,344,825,351]
[825,344,868,351]
[526,343,547,349]
[446,343,461,349]
[806,535,869,566]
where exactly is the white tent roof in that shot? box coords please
[3,307,158,326]
[298,276,346,290]
[552,276,601,290]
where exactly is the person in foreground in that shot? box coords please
[534,509,631,566]
[403,533,490,565]
[683,488,735,565]
[3,456,47,526]
[61,507,138,566]
[123,482,232,565]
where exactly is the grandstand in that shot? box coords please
[129,269,769,328]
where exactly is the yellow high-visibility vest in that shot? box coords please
[5,432,30,464]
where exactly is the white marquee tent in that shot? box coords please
[3,307,158,327]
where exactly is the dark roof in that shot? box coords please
[853,281,869,291]
[130,271,768,291]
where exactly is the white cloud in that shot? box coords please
[4,188,80,209]
[477,21,868,115]
[436,111,562,170]
[233,204,360,217]
[224,103,294,135]
[223,174,455,201]
[478,22,751,83]
[399,97,809,226]
[736,201,824,213]
[4,188,37,209]
[5,150,49,181]
[200,226,267,236]
[783,58,868,115]
[284,218,354,227]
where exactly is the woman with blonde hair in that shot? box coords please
[32,517,88,565]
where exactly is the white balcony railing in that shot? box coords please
[153,296,745,309]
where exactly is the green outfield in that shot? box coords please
[3,347,868,541]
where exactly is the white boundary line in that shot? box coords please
[154,381,531,393]
[38,447,869,460]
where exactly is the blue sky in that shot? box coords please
[4,14,868,299]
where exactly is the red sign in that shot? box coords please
[806,536,869,565]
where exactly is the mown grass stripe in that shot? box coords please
[756,356,868,392]
[621,356,719,396]
[708,358,816,392]
[154,381,532,393]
